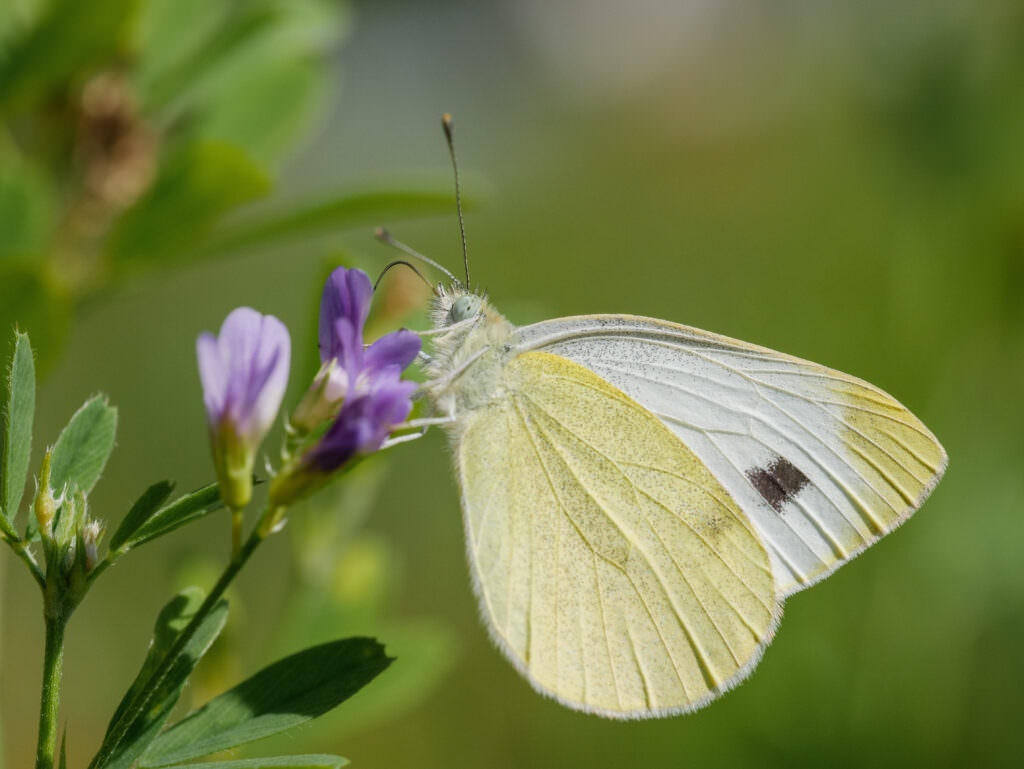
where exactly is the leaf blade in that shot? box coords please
[141,638,392,767]
[108,480,175,551]
[197,184,462,259]
[2,329,35,522]
[121,482,225,550]
[99,587,230,769]
[49,394,118,496]
[156,756,347,769]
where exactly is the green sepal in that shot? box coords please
[140,638,392,767]
[98,587,230,769]
[108,481,175,552]
[50,394,118,497]
[154,757,348,769]
[2,328,35,525]
[52,488,86,550]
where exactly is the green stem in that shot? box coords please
[231,508,243,557]
[88,528,264,769]
[0,519,46,589]
[8,536,46,589]
[35,612,66,769]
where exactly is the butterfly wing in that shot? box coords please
[455,350,781,718]
[512,316,947,597]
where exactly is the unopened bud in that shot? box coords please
[81,519,103,572]
[34,451,57,536]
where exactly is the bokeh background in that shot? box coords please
[2,0,1023,767]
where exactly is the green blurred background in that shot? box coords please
[2,0,1023,767]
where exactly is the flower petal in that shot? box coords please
[199,307,290,442]
[363,329,422,379]
[245,313,291,441]
[318,267,372,364]
[196,332,225,424]
[332,316,364,382]
[215,308,262,422]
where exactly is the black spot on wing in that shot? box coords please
[746,456,810,513]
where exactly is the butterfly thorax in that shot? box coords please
[422,284,517,422]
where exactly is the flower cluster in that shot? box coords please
[196,267,420,514]
[271,268,421,506]
[302,267,421,469]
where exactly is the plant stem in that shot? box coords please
[0,517,46,589]
[87,528,264,769]
[8,536,46,589]
[35,612,66,769]
[231,508,243,557]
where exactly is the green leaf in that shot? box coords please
[193,57,325,170]
[117,482,225,551]
[138,4,276,114]
[0,148,54,257]
[100,587,229,769]
[0,265,70,379]
[58,726,68,769]
[198,183,461,260]
[141,638,392,767]
[0,0,140,111]
[133,0,232,101]
[156,757,347,769]
[108,480,175,551]
[2,329,34,523]
[107,141,270,269]
[49,394,117,496]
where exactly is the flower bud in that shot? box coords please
[197,307,291,510]
[34,450,58,537]
[81,519,103,573]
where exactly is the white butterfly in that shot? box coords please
[412,285,946,719]
[392,115,946,719]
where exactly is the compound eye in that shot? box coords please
[449,295,481,322]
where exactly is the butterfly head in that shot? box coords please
[449,294,482,323]
[430,282,494,330]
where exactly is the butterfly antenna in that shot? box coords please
[442,113,470,288]
[375,227,459,285]
[374,259,438,295]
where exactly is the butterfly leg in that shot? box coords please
[433,345,490,394]
[380,431,427,449]
[411,315,483,337]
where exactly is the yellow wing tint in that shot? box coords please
[512,315,948,595]
[828,376,946,533]
[455,351,782,717]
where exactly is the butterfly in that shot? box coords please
[395,116,947,719]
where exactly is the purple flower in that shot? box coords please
[272,267,420,506]
[293,266,421,432]
[197,307,290,509]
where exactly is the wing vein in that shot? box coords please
[521,392,727,689]
[513,397,700,697]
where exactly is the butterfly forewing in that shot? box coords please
[456,351,781,717]
[512,316,948,596]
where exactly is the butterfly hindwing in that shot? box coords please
[512,316,948,596]
[455,350,781,717]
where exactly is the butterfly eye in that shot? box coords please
[449,295,481,323]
